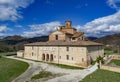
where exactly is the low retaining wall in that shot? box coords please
[101,65,120,73]
[100,55,120,73]
[111,55,120,60]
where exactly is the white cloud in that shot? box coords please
[0,0,34,21]
[76,11,120,37]
[74,0,120,37]
[23,21,61,37]
[107,0,120,10]
[0,25,11,32]
[0,25,11,37]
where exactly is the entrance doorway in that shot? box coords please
[46,54,49,61]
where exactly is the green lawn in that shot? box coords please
[104,50,114,55]
[80,69,120,82]
[0,57,29,82]
[109,59,120,66]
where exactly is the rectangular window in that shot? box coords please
[82,58,84,62]
[71,57,73,60]
[66,47,69,51]
[66,55,69,60]
[55,35,58,40]
[32,52,34,56]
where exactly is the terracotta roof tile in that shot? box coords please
[72,32,84,38]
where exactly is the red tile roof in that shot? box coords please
[72,32,84,38]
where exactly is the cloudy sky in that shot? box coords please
[0,0,120,37]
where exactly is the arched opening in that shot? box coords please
[46,54,49,61]
[50,54,53,61]
[42,54,45,61]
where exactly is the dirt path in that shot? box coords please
[6,56,98,82]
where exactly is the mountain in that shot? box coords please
[3,35,25,40]
[95,33,120,45]
[0,35,48,52]
[95,33,120,51]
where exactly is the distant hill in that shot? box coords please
[0,35,48,52]
[95,33,120,51]
[3,35,25,40]
[95,33,120,45]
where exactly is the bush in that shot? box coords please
[96,56,104,64]
[113,50,117,53]
[0,56,2,58]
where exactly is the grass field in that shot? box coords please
[104,50,114,55]
[109,59,120,66]
[80,69,120,82]
[0,57,29,82]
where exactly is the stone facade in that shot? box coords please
[17,50,24,57]
[17,20,104,68]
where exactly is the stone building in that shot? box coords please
[17,20,104,67]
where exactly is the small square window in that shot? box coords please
[59,56,61,59]
[32,52,34,56]
[66,47,69,51]
[82,58,84,62]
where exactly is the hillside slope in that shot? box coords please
[95,33,120,51]
[95,33,120,45]
[0,35,48,52]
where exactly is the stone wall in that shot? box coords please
[49,31,66,41]
[24,46,88,67]
[101,65,120,73]
[100,54,120,73]
[87,46,104,61]
[60,28,76,34]
[17,51,24,57]
[111,55,120,60]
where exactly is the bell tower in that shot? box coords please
[65,20,72,28]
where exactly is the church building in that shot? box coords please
[17,20,104,67]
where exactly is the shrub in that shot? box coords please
[96,56,104,64]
